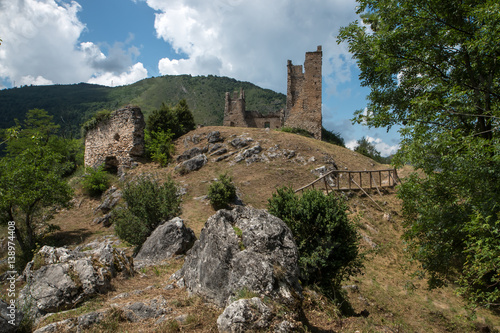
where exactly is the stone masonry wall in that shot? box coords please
[84,105,145,171]
[223,89,282,129]
[284,46,322,140]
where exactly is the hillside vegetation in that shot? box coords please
[0,75,285,136]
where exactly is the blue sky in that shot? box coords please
[0,0,400,155]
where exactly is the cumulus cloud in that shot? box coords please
[88,63,148,87]
[0,0,146,87]
[144,0,359,93]
[346,136,399,157]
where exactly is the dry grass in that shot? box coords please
[11,126,500,332]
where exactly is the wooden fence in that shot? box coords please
[295,169,399,194]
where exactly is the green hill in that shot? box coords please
[0,75,286,137]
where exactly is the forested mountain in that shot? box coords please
[0,75,286,137]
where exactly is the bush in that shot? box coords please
[145,129,175,166]
[113,174,181,248]
[322,127,345,147]
[207,173,237,210]
[267,187,362,293]
[82,166,110,196]
[278,127,314,138]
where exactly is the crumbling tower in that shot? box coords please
[284,46,322,140]
[223,88,247,127]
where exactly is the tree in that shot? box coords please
[146,99,196,139]
[0,111,75,269]
[0,145,73,268]
[339,0,500,307]
[354,136,382,161]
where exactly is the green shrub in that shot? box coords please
[207,173,237,210]
[82,109,111,136]
[113,174,181,248]
[145,129,175,166]
[81,166,110,196]
[278,127,314,138]
[267,187,362,294]
[322,127,345,147]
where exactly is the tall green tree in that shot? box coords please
[339,0,500,308]
[0,111,74,269]
[354,136,382,161]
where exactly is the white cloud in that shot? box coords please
[346,136,399,157]
[0,0,146,87]
[145,0,359,93]
[19,75,54,86]
[88,63,148,87]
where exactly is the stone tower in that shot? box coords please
[223,88,247,127]
[284,46,322,140]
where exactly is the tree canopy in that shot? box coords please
[339,0,500,308]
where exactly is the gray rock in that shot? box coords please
[33,319,76,333]
[94,186,122,214]
[92,212,113,227]
[177,147,203,163]
[176,154,208,174]
[217,297,272,333]
[230,137,252,149]
[34,311,105,333]
[274,320,297,333]
[176,206,301,307]
[210,147,228,156]
[208,143,223,153]
[0,299,23,333]
[77,311,105,331]
[135,217,196,268]
[19,244,133,318]
[207,131,224,143]
[123,296,168,322]
[283,150,295,159]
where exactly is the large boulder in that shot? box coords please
[176,154,207,174]
[135,217,196,268]
[217,297,271,333]
[19,243,133,318]
[0,299,23,333]
[174,206,301,307]
[177,147,204,163]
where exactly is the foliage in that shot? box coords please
[207,173,237,210]
[81,166,110,197]
[144,129,175,167]
[338,0,500,306]
[81,109,111,136]
[0,145,73,268]
[3,109,84,174]
[278,127,314,138]
[146,99,196,139]
[113,174,181,248]
[267,187,362,294]
[458,211,500,309]
[322,127,345,147]
[353,136,392,163]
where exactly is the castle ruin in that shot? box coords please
[223,46,322,140]
[84,105,146,172]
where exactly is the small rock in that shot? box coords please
[0,299,23,333]
[177,147,203,163]
[207,131,224,143]
[175,154,208,174]
[230,137,252,149]
[217,297,271,333]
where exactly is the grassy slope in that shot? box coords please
[3,127,500,332]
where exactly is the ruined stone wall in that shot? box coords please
[284,46,322,140]
[223,89,247,127]
[84,105,145,171]
[244,111,282,129]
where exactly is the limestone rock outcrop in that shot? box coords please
[135,217,196,268]
[217,297,271,333]
[19,243,133,318]
[173,206,301,308]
